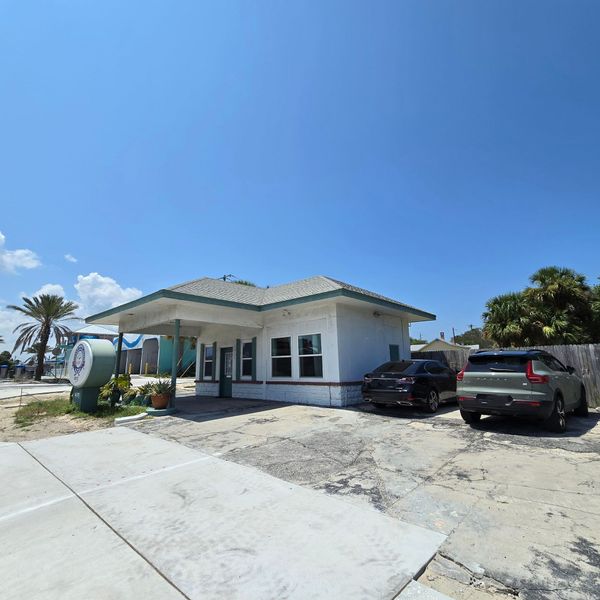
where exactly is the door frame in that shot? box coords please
[219,347,233,398]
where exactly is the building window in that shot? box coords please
[241,341,253,377]
[204,345,214,378]
[271,337,292,377]
[298,334,323,377]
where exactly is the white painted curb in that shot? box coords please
[114,413,148,426]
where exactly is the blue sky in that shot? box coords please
[1,0,599,352]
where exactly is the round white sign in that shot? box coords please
[68,340,94,387]
[67,339,115,388]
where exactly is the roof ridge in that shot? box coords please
[167,276,212,291]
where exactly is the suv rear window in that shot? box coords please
[467,355,529,373]
[373,361,423,374]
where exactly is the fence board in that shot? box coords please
[412,344,600,407]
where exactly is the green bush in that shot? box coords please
[99,374,132,406]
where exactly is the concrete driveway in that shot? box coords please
[128,397,600,600]
[2,426,446,600]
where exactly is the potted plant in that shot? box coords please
[150,378,174,409]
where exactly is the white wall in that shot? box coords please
[193,300,409,407]
[261,302,340,383]
[336,303,409,381]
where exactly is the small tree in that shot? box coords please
[454,327,486,347]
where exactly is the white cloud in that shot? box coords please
[0,306,25,353]
[74,272,142,318]
[64,254,78,263]
[33,283,66,297]
[0,231,41,273]
[0,273,142,354]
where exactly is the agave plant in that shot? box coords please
[9,294,79,380]
[151,378,175,396]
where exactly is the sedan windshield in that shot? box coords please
[373,361,422,374]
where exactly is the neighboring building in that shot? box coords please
[86,276,435,407]
[115,334,196,376]
[63,325,195,377]
[410,338,479,353]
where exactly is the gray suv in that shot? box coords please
[457,350,589,432]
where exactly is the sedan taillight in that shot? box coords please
[396,377,415,384]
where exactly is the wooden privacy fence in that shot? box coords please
[412,344,600,408]
[411,349,471,373]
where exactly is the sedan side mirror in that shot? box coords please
[567,366,576,375]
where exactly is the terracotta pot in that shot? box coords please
[151,393,170,409]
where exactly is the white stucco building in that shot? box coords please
[86,276,435,407]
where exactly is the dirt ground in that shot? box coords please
[0,395,114,442]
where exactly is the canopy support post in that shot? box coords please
[170,319,180,408]
[115,333,123,377]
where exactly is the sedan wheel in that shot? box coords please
[425,389,440,413]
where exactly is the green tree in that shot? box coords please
[526,267,593,344]
[410,337,428,344]
[8,295,79,380]
[454,327,486,347]
[482,267,599,347]
[0,350,13,369]
[482,292,536,347]
[590,281,600,341]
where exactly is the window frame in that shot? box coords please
[271,336,292,378]
[203,345,214,380]
[240,340,254,379]
[298,333,323,378]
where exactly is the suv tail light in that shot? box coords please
[526,360,549,384]
[456,363,468,381]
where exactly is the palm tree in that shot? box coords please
[9,294,79,380]
[591,281,600,342]
[482,292,535,347]
[526,267,593,344]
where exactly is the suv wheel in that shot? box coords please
[460,410,481,425]
[425,389,440,413]
[574,386,589,418]
[545,395,567,433]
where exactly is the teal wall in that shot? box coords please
[158,337,196,376]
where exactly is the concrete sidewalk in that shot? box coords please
[1,428,446,600]
[0,382,72,401]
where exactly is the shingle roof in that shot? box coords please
[168,275,428,314]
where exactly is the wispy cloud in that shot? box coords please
[64,253,78,263]
[0,231,41,273]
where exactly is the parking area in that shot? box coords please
[129,397,600,600]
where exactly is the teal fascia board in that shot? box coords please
[86,287,435,324]
[260,289,436,320]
